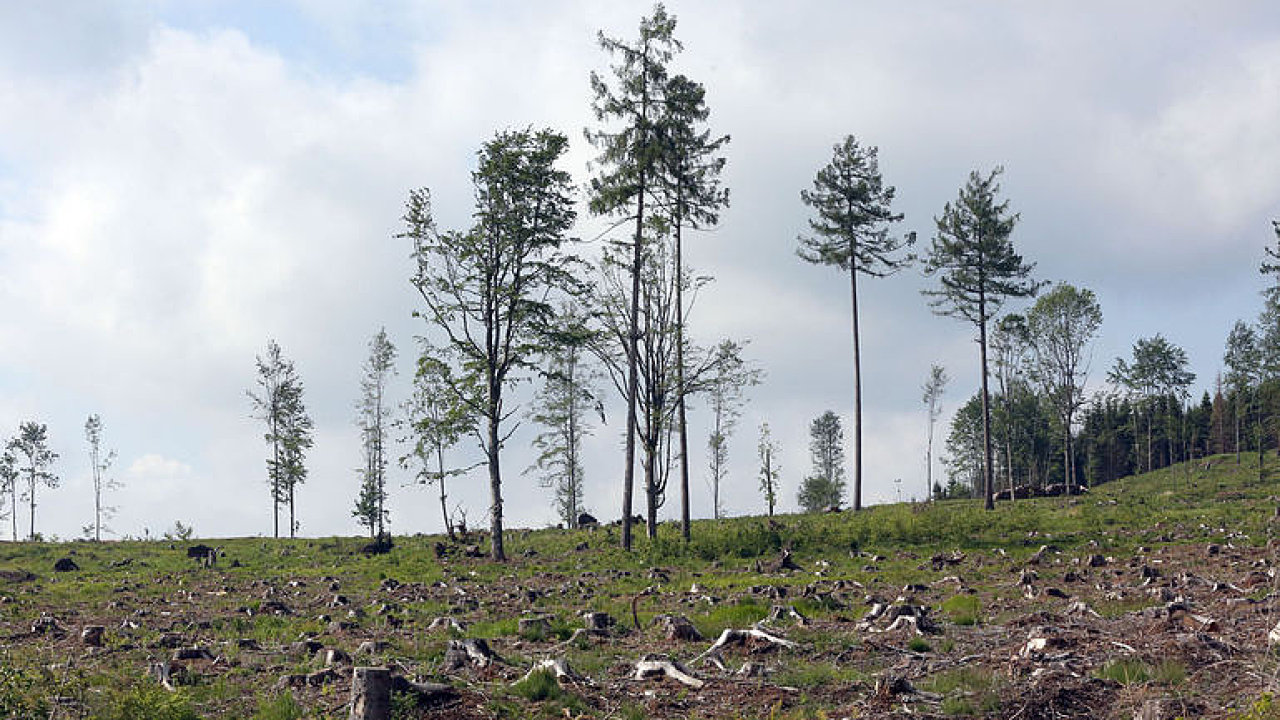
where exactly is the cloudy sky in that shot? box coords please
[1,2,1278,541]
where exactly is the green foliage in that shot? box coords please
[798,411,846,512]
[101,684,200,720]
[907,636,931,652]
[1230,693,1280,720]
[923,666,1002,716]
[0,661,51,718]
[939,594,981,626]
[1095,657,1150,686]
[510,668,564,703]
[252,690,303,720]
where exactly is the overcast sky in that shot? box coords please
[1,2,1278,541]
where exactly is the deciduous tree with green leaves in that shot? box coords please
[354,328,397,540]
[1024,283,1102,493]
[922,364,949,503]
[705,339,761,519]
[587,4,680,550]
[0,449,18,541]
[401,345,475,540]
[6,421,58,541]
[1223,321,1261,471]
[798,135,912,512]
[403,128,578,562]
[1109,335,1195,476]
[922,167,1041,510]
[798,411,847,513]
[248,340,312,539]
[526,304,602,529]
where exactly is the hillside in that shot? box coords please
[3,455,1280,719]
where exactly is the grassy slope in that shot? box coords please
[1,452,1277,718]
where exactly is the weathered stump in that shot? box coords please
[81,625,105,647]
[349,667,391,720]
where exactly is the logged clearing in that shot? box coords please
[4,456,1280,719]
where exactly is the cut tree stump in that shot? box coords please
[443,638,502,672]
[762,605,809,627]
[518,615,552,638]
[653,614,703,641]
[349,666,391,720]
[428,617,465,633]
[517,657,585,685]
[693,627,799,666]
[583,611,615,633]
[81,625,104,647]
[633,654,704,689]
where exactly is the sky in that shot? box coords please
[1,1,1278,541]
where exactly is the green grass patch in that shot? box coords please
[939,594,981,626]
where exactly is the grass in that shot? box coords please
[0,451,1277,717]
[939,594,981,626]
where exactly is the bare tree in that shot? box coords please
[84,414,119,542]
[921,365,949,502]
[705,340,761,519]
[757,422,780,516]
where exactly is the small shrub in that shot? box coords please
[101,684,200,720]
[1152,658,1186,686]
[511,668,563,703]
[253,690,303,720]
[907,636,931,653]
[1096,657,1150,686]
[939,594,981,626]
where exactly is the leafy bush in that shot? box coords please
[100,684,200,720]
[0,663,50,719]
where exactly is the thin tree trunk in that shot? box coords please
[28,473,36,540]
[675,221,691,542]
[1235,405,1241,465]
[849,252,862,511]
[435,444,453,540]
[622,195,644,552]
[488,410,505,561]
[978,289,995,511]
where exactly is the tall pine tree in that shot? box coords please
[922,167,1041,510]
[798,136,912,512]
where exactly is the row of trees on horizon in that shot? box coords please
[5,5,1278,550]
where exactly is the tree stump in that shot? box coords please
[81,625,105,647]
[518,615,552,639]
[653,614,703,641]
[583,611,615,633]
[349,667,391,720]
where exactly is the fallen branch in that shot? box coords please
[693,627,798,667]
[634,654,704,689]
[517,657,587,686]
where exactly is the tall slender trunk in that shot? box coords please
[978,288,995,511]
[1235,406,1241,465]
[488,406,505,561]
[849,249,863,512]
[27,473,36,540]
[675,222,691,541]
[622,183,645,552]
